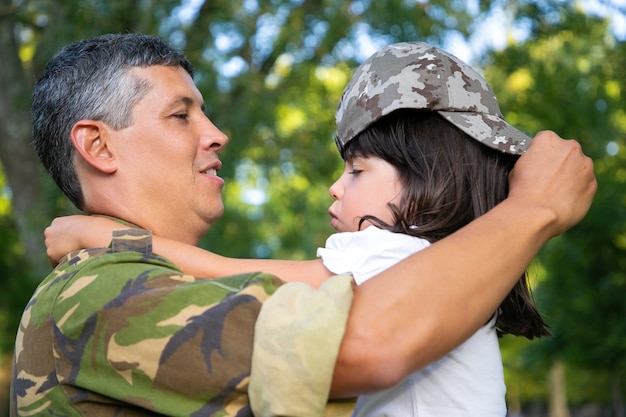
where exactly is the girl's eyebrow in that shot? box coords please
[350,155,367,163]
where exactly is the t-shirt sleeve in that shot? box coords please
[317,227,431,284]
[249,274,354,417]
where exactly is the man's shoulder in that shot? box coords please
[12,229,285,416]
[33,227,284,331]
[51,236,283,302]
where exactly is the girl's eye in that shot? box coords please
[349,169,362,175]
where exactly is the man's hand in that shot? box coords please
[509,130,597,238]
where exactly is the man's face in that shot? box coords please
[110,65,229,244]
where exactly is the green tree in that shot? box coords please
[0,1,487,414]
[485,4,626,414]
[0,0,493,271]
[2,1,625,415]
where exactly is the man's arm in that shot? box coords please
[330,131,597,396]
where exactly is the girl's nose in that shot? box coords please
[328,179,342,200]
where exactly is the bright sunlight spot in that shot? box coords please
[606,141,619,156]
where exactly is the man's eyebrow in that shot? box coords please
[170,96,193,107]
[164,96,206,112]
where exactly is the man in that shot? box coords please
[11,33,596,416]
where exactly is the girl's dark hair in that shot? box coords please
[342,109,549,339]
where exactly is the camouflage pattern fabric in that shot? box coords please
[249,275,355,417]
[335,41,531,155]
[10,229,285,417]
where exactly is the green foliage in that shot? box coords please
[182,0,484,259]
[0,220,36,354]
[485,4,626,408]
[500,335,550,407]
[1,0,626,414]
[0,175,37,354]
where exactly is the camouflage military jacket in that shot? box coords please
[10,229,285,416]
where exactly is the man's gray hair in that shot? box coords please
[32,33,194,210]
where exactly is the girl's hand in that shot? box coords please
[45,215,125,266]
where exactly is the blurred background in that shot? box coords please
[0,0,624,415]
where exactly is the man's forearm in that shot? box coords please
[330,132,596,397]
[330,198,557,396]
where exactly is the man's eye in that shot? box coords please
[174,113,189,120]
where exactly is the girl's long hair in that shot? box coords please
[342,109,549,339]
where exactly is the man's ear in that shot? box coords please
[71,120,117,174]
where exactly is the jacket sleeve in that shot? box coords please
[249,274,355,417]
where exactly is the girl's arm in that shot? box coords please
[45,215,114,264]
[45,215,333,288]
[156,240,332,288]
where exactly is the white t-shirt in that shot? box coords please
[317,227,507,417]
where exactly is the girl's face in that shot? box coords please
[328,156,403,232]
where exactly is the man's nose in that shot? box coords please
[200,116,229,151]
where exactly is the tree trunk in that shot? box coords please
[0,0,51,279]
[612,373,624,417]
[548,359,571,417]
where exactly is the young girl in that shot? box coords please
[46,42,548,416]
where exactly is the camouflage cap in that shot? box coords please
[335,42,531,155]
